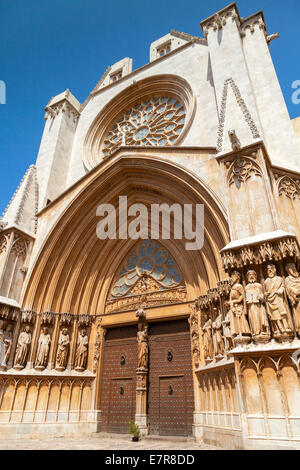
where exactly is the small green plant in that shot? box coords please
[128,421,140,441]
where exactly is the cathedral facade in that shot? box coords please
[1,2,300,449]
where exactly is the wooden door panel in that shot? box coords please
[148,320,194,436]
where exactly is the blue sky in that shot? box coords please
[0,0,299,215]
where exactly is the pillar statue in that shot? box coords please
[35,327,51,370]
[74,329,89,371]
[228,271,251,345]
[285,263,300,335]
[137,323,148,370]
[245,270,270,341]
[264,264,293,338]
[14,326,31,370]
[55,328,70,371]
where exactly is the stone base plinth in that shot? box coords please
[135,414,148,436]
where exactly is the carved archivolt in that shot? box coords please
[217,78,260,152]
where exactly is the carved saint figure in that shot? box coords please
[137,323,148,370]
[212,310,225,357]
[202,315,213,360]
[14,326,31,368]
[228,271,250,337]
[222,305,234,351]
[35,327,51,369]
[0,328,6,367]
[245,270,270,338]
[285,263,300,335]
[75,329,89,371]
[3,324,13,367]
[55,328,70,370]
[264,264,292,336]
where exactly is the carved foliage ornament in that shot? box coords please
[222,238,300,272]
[217,78,260,152]
[202,7,239,37]
[226,156,262,186]
[277,175,300,200]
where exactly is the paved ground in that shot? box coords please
[0,435,221,450]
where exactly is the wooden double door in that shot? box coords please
[100,319,194,436]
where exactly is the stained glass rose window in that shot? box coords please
[102,96,186,157]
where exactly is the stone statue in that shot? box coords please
[202,315,213,361]
[3,324,13,367]
[245,270,270,340]
[264,264,293,337]
[228,129,241,151]
[14,326,31,369]
[55,328,70,370]
[285,263,300,335]
[212,310,225,357]
[35,327,51,370]
[222,304,234,351]
[74,329,89,371]
[137,323,148,370]
[228,271,250,340]
[0,328,6,369]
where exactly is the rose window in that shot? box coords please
[102,96,186,157]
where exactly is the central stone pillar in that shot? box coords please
[135,321,149,436]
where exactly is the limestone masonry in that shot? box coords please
[0,2,300,450]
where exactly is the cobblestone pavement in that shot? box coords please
[0,435,221,450]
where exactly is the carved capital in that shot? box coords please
[59,313,74,326]
[240,14,267,39]
[40,311,55,325]
[201,5,240,38]
[45,100,80,123]
[21,310,36,324]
